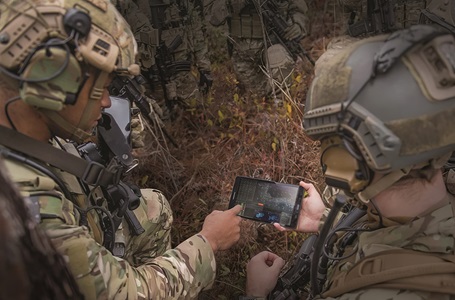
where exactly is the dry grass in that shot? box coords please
[127,1,343,298]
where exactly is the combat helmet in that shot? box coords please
[303,25,455,203]
[0,0,139,142]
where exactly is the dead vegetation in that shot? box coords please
[128,1,343,298]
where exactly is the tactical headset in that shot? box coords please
[0,2,138,111]
[0,6,93,110]
[320,135,371,195]
[304,25,455,202]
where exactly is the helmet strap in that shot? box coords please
[43,110,93,143]
[39,69,109,144]
[76,70,109,130]
[356,167,411,203]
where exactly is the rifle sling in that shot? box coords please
[323,248,455,297]
[0,125,120,187]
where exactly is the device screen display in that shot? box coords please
[229,176,303,228]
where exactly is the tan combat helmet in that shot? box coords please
[303,25,455,203]
[0,0,139,142]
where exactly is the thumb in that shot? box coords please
[229,204,243,215]
[271,258,286,272]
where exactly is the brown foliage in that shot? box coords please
[128,2,343,298]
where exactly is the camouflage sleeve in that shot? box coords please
[39,195,216,299]
[288,0,309,35]
[4,156,216,299]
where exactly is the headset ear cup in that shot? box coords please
[320,137,371,193]
[20,47,82,111]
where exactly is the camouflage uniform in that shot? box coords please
[2,148,216,299]
[209,0,309,99]
[130,0,212,108]
[317,194,455,299]
[0,157,83,300]
[0,0,217,298]
[302,24,455,299]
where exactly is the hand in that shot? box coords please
[246,251,285,297]
[284,23,303,41]
[273,181,326,233]
[199,205,242,252]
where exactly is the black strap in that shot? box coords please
[0,125,121,187]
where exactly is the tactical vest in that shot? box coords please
[2,145,106,245]
[0,124,139,257]
[229,1,264,39]
[321,195,455,297]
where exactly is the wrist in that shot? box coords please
[199,232,218,253]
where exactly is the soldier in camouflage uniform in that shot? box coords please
[0,158,83,300]
[244,25,455,299]
[118,0,213,110]
[0,0,242,298]
[114,0,212,149]
[208,0,309,100]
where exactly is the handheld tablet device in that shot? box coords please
[229,176,303,228]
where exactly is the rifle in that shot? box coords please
[109,75,179,148]
[259,0,315,66]
[270,203,366,299]
[348,0,396,37]
[78,112,146,255]
[271,234,317,299]
[147,0,192,108]
[155,35,192,80]
[0,120,145,257]
[154,35,192,108]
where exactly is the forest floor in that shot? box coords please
[128,1,344,298]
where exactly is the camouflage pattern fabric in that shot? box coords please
[158,0,211,106]
[230,39,271,97]
[113,0,159,70]
[3,151,216,299]
[218,0,308,99]
[0,157,83,300]
[120,0,211,108]
[130,115,146,149]
[317,193,455,299]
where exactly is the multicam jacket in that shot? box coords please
[3,147,216,299]
[318,193,455,299]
